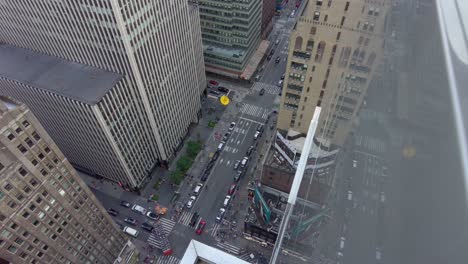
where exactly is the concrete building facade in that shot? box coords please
[0,0,206,188]
[199,0,262,78]
[278,0,388,146]
[262,0,276,38]
[0,97,128,264]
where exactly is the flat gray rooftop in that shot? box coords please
[0,44,122,105]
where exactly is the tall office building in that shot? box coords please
[0,0,205,188]
[278,0,388,147]
[262,0,276,38]
[199,0,262,78]
[0,96,129,264]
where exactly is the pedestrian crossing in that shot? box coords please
[211,223,221,236]
[215,242,241,255]
[355,135,386,153]
[156,255,180,264]
[178,211,194,226]
[158,218,176,235]
[239,252,253,262]
[240,103,270,120]
[252,82,280,95]
[147,234,168,249]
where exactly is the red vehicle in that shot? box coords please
[196,220,206,235]
[296,1,301,8]
[227,183,236,195]
[208,80,219,88]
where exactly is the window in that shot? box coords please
[344,1,350,11]
[322,80,328,88]
[30,179,38,187]
[17,144,27,153]
[317,100,322,106]
[23,186,31,193]
[22,120,30,127]
[31,159,38,166]
[10,222,18,230]
[294,36,303,50]
[316,0,323,6]
[29,204,36,211]
[33,220,39,226]
[0,213,5,222]
[19,252,28,259]
[340,16,346,26]
[7,133,15,140]
[0,162,4,172]
[38,153,45,160]
[324,14,328,22]
[22,231,29,238]
[306,40,314,51]
[44,147,50,153]
[336,32,341,41]
[15,127,22,134]
[7,200,17,209]
[22,211,30,218]
[40,169,48,176]
[364,38,370,46]
[8,245,17,253]
[3,183,12,191]
[15,237,24,245]
[310,26,317,35]
[327,0,332,7]
[32,131,40,141]
[18,167,27,176]
[25,137,33,147]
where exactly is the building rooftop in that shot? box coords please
[0,44,122,105]
[180,240,249,264]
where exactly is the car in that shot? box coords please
[222,132,231,141]
[124,217,137,226]
[277,80,283,87]
[209,90,221,96]
[280,74,285,80]
[275,39,280,45]
[257,124,264,133]
[206,162,214,171]
[208,80,219,88]
[376,248,382,260]
[233,160,241,170]
[223,195,231,208]
[212,151,220,161]
[187,196,196,208]
[107,208,119,216]
[241,157,249,168]
[141,222,154,232]
[189,212,200,227]
[120,201,131,208]
[215,208,226,222]
[201,171,210,182]
[131,204,147,215]
[217,142,225,151]
[259,88,265,95]
[347,190,353,201]
[267,54,273,61]
[352,160,357,168]
[195,220,206,235]
[275,56,280,63]
[255,75,261,81]
[254,130,261,140]
[380,192,386,203]
[269,49,275,56]
[246,146,254,156]
[218,86,229,93]
[146,211,158,220]
[228,183,236,195]
[123,226,139,238]
[228,122,236,131]
[234,171,242,182]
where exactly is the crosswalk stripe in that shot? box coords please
[215,242,241,254]
[156,256,180,264]
[178,211,193,226]
[239,253,252,261]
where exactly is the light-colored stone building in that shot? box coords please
[0,97,132,264]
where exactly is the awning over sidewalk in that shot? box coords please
[240,40,270,81]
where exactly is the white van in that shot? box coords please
[218,142,225,151]
[132,204,147,215]
[241,157,249,168]
[194,183,203,195]
[223,195,231,207]
[123,226,139,238]
[339,237,345,249]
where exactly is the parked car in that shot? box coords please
[218,86,229,93]
[267,54,273,61]
[275,56,280,63]
[208,80,219,88]
[228,183,237,195]
[241,157,249,168]
[275,39,280,45]
[215,208,226,223]
[259,88,265,95]
[206,162,214,171]
[223,195,231,208]
[123,226,139,238]
[217,142,225,151]
[141,222,154,232]
[233,160,241,170]
[124,217,137,226]
[257,124,264,133]
[193,183,203,195]
[228,122,236,131]
[254,130,261,140]
[196,220,206,235]
[209,90,221,96]
[281,74,285,80]
[201,171,210,182]
[212,151,220,161]
[146,211,158,220]
[107,208,119,216]
[246,146,254,156]
[187,196,196,208]
[269,49,275,56]
[120,201,131,208]
[222,132,231,141]
[277,80,283,87]
[234,171,241,182]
